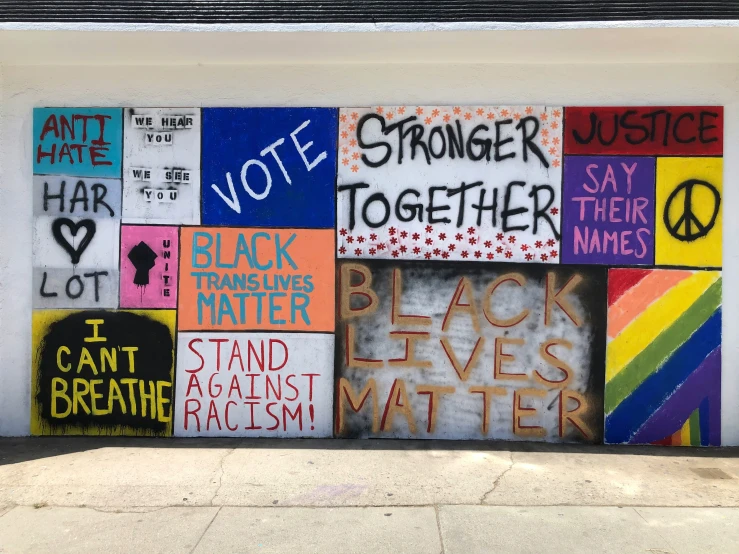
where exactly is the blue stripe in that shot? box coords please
[605,308,722,444]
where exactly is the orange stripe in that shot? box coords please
[607,270,693,339]
[671,429,682,446]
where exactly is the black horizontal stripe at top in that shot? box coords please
[0,0,738,24]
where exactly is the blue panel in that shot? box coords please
[33,108,122,178]
[201,108,338,228]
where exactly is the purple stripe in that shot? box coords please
[630,346,721,445]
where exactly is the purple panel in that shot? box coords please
[562,156,655,265]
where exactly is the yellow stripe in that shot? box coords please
[606,272,719,382]
[680,419,692,447]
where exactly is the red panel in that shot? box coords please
[564,107,723,156]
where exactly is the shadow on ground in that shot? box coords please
[0,436,737,466]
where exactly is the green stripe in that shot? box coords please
[605,278,722,413]
[689,408,701,446]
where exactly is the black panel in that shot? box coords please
[1,1,738,24]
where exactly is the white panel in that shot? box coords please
[175,332,334,437]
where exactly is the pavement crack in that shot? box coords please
[633,507,680,554]
[434,505,446,554]
[211,448,236,507]
[189,506,221,554]
[480,451,514,504]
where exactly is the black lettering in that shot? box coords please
[471,188,498,227]
[673,112,696,144]
[428,126,446,159]
[447,181,483,227]
[466,125,491,162]
[596,114,619,146]
[337,182,370,230]
[494,119,515,162]
[39,272,58,298]
[362,193,391,228]
[516,116,548,167]
[529,185,560,240]
[65,275,84,299]
[43,180,65,212]
[446,121,465,159]
[83,271,108,303]
[620,110,649,145]
[356,114,392,168]
[699,111,720,144]
[501,181,529,232]
[427,186,451,225]
[395,189,423,223]
[92,183,114,216]
[404,124,431,164]
[572,112,597,145]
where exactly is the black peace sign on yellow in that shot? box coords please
[663,179,721,243]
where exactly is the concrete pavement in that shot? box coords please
[0,438,737,552]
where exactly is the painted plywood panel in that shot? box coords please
[561,156,656,265]
[336,106,563,263]
[122,107,201,224]
[174,332,334,437]
[178,227,335,332]
[655,158,722,268]
[33,108,123,178]
[120,225,179,309]
[335,260,606,441]
[201,108,337,228]
[31,309,176,436]
[564,107,723,156]
[604,269,721,446]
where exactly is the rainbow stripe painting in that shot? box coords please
[604,268,722,446]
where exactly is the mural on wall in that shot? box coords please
[335,261,606,441]
[175,333,334,437]
[604,269,721,446]
[561,156,656,265]
[201,108,337,228]
[28,104,724,446]
[655,157,722,268]
[122,108,202,225]
[120,225,179,309]
[31,310,176,436]
[32,108,124,309]
[177,227,335,332]
[337,106,563,263]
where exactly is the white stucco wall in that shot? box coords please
[1,28,738,441]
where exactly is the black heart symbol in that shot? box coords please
[51,218,96,265]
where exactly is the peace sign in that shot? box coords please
[663,179,721,242]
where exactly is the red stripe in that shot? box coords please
[607,268,652,307]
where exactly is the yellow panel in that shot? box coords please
[655,157,722,267]
[31,309,176,437]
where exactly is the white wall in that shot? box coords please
[1,44,738,441]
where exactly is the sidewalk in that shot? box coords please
[0,438,737,553]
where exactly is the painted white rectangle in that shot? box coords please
[33,216,119,269]
[336,106,563,263]
[175,332,335,437]
[122,107,201,224]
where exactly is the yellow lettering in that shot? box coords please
[56,346,71,372]
[120,378,138,416]
[108,379,126,414]
[156,381,172,423]
[84,319,107,342]
[121,346,138,373]
[72,378,91,415]
[51,377,71,418]
[76,347,98,375]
